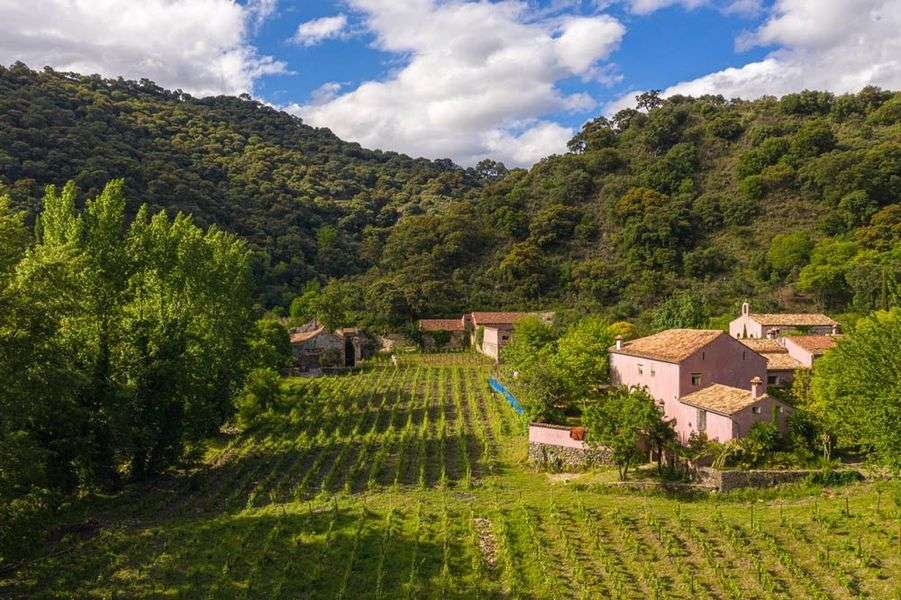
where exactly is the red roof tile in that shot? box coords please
[739,338,786,353]
[679,384,766,416]
[470,312,541,326]
[785,335,840,355]
[611,329,724,363]
[418,318,465,332]
[749,313,837,327]
[290,326,327,343]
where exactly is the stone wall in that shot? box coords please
[528,442,613,472]
[697,467,861,492]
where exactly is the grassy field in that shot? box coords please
[2,353,899,599]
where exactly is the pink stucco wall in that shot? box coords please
[729,315,767,339]
[731,397,790,437]
[675,396,790,443]
[783,338,815,368]
[480,326,513,361]
[528,423,587,449]
[677,335,768,397]
[610,334,767,439]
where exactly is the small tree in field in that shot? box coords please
[584,386,670,480]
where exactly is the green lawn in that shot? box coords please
[2,354,899,599]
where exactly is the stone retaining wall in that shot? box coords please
[528,442,613,472]
[697,467,861,492]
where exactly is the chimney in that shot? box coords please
[742,301,750,317]
[750,376,762,399]
[615,335,623,350]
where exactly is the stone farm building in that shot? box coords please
[417,319,466,349]
[416,311,554,360]
[290,323,368,374]
[609,329,790,443]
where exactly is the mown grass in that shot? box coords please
[2,353,898,599]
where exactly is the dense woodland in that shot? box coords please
[1,63,898,329]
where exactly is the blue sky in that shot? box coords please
[254,1,773,134]
[4,0,898,166]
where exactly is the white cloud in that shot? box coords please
[294,0,625,167]
[626,0,764,15]
[662,0,901,100]
[722,0,763,16]
[247,0,278,31]
[292,14,349,47]
[0,0,285,97]
[555,16,625,75]
[484,121,575,165]
[627,0,707,14]
[308,82,344,105]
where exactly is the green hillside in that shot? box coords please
[0,63,481,306]
[1,64,898,325]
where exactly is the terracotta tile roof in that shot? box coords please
[763,352,805,371]
[749,313,837,326]
[470,312,534,326]
[612,329,724,363]
[679,384,764,416]
[739,338,786,353]
[785,335,840,355]
[419,318,465,332]
[290,326,326,343]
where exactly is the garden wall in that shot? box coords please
[696,467,862,492]
[527,423,613,472]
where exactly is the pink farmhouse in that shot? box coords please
[729,302,838,339]
[609,329,789,442]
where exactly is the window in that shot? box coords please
[691,373,702,386]
[742,351,747,360]
[697,409,707,432]
[767,375,778,385]
[637,363,643,375]
[650,365,656,377]
[702,351,706,360]
[752,406,762,415]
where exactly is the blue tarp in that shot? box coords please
[488,377,525,415]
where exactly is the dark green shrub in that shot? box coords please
[738,175,766,201]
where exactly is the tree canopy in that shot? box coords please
[811,308,901,467]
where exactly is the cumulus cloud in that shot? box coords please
[606,0,900,114]
[292,14,350,47]
[627,0,707,14]
[247,0,278,31]
[294,0,625,167]
[664,0,901,100]
[0,0,285,97]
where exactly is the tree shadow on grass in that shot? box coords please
[5,505,465,599]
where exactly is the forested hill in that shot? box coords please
[0,63,482,306]
[1,62,899,326]
[442,87,900,328]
